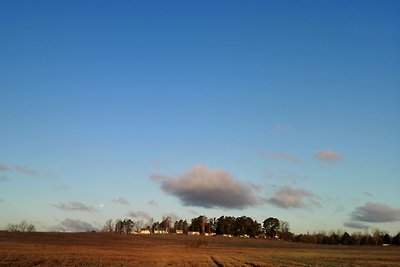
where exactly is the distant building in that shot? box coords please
[188,231,200,236]
[154,230,168,234]
[140,229,151,234]
[204,233,216,236]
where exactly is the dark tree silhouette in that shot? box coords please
[263,217,280,238]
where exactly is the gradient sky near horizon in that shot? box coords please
[1,0,399,234]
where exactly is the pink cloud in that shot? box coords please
[314,150,342,163]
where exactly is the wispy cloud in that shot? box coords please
[0,175,9,182]
[1,163,56,180]
[314,150,342,163]
[0,164,9,172]
[53,201,98,213]
[147,200,159,207]
[151,165,259,209]
[112,197,130,206]
[15,165,37,176]
[267,186,321,209]
[55,218,95,232]
[363,192,374,198]
[344,221,369,229]
[261,151,299,163]
[350,202,400,223]
[127,210,152,220]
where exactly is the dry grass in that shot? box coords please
[1,232,399,266]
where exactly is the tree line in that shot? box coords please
[103,215,400,246]
[7,216,399,246]
[294,230,400,246]
[104,216,298,241]
[7,220,36,232]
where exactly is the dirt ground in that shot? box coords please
[0,232,399,266]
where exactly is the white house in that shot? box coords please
[188,231,200,236]
[140,229,151,234]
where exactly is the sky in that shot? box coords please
[0,0,399,234]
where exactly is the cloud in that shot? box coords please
[112,197,130,206]
[261,151,299,163]
[363,192,374,198]
[53,201,98,213]
[267,186,321,209]
[59,218,95,232]
[0,164,9,172]
[128,210,152,220]
[0,175,9,182]
[0,198,4,203]
[147,200,159,207]
[14,165,37,176]
[314,150,342,163]
[344,221,369,229]
[150,165,259,209]
[350,202,400,223]
[2,164,55,179]
[42,171,57,179]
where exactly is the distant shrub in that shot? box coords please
[7,221,36,232]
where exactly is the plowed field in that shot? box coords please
[1,232,399,266]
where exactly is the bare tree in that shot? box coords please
[7,221,36,232]
[18,221,28,232]
[161,217,171,233]
[146,218,154,229]
[134,220,144,232]
[27,224,36,232]
[115,219,123,233]
[102,219,114,232]
[7,224,19,232]
[279,220,291,240]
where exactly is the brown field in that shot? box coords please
[1,232,399,266]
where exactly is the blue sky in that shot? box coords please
[1,0,399,234]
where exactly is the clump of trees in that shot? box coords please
[263,217,292,240]
[294,229,400,246]
[102,215,292,240]
[7,221,36,232]
[215,216,261,237]
[102,219,145,234]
